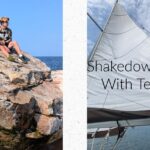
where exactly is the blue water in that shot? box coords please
[88,126,150,150]
[37,56,63,70]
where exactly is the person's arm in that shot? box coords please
[5,29,12,44]
[0,27,5,45]
[5,39,11,44]
[0,40,5,45]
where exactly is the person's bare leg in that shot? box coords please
[0,45,10,57]
[8,41,27,63]
[8,41,22,55]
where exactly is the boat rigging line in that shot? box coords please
[87,12,103,32]
[90,128,99,150]
[100,129,110,150]
[112,121,128,150]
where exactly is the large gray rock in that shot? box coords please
[0,51,63,146]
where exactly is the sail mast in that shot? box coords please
[88,0,118,60]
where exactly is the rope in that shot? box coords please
[103,90,109,108]
[100,129,110,150]
[90,133,95,150]
[112,127,127,150]
[87,12,103,32]
[112,121,128,150]
[91,128,99,150]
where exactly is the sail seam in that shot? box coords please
[96,36,149,60]
[103,26,136,35]
[111,92,150,110]
[113,14,127,16]
[113,37,149,59]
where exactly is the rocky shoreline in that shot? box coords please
[0,51,63,149]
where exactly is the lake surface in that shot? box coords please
[88,126,150,150]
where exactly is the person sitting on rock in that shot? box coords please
[0,17,27,63]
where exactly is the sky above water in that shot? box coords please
[88,0,150,55]
[0,0,62,56]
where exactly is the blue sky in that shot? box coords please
[0,0,62,56]
[88,0,150,55]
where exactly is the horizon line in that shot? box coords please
[35,55,63,57]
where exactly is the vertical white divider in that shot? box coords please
[63,0,87,149]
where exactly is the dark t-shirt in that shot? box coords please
[0,27,12,42]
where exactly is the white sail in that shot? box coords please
[88,2,150,124]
